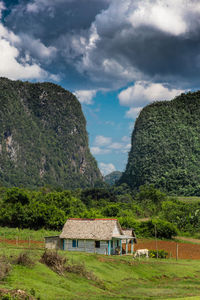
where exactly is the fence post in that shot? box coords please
[155,224,158,259]
[176,243,178,261]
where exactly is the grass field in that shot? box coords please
[177,196,200,203]
[0,227,59,241]
[1,246,200,300]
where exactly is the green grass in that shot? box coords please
[177,196,200,203]
[0,227,59,241]
[1,247,200,300]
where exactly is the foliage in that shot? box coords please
[14,252,35,267]
[0,77,102,189]
[119,91,200,195]
[149,249,168,259]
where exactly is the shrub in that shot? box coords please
[14,252,35,267]
[40,250,67,275]
[0,257,11,280]
[149,249,168,259]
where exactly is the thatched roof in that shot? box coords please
[60,218,123,240]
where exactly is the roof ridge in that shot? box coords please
[68,218,118,221]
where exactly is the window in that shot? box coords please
[95,240,100,248]
[72,239,78,248]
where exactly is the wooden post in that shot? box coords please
[120,239,122,256]
[131,239,134,254]
[176,243,178,261]
[155,224,158,259]
[126,239,128,255]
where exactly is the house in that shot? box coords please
[45,218,136,255]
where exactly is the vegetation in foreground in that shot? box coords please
[0,248,200,299]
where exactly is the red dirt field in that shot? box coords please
[131,239,200,260]
[0,237,44,248]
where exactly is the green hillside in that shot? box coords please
[119,91,200,195]
[0,78,102,189]
[1,247,200,299]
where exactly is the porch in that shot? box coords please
[107,235,135,255]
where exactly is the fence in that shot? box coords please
[0,235,45,249]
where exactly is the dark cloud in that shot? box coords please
[2,0,200,90]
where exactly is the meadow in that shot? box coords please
[1,243,200,300]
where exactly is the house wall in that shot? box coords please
[45,236,62,250]
[112,223,121,236]
[64,239,108,255]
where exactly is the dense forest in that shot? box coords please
[0,78,102,189]
[119,91,200,196]
[1,184,200,239]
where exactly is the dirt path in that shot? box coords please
[175,236,200,244]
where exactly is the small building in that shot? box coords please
[45,218,136,255]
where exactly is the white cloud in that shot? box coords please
[108,142,123,150]
[91,146,111,155]
[0,39,49,80]
[74,89,97,105]
[94,135,112,147]
[128,0,188,36]
[121,136,130,142]
[118,81,185,107]
[0,18,58,81]
[99,162,116,176]
[125,107,143,119]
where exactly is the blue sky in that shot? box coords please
[1,0,200,175]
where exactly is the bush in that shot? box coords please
[0,257,11,280]
[139,219,177,239]
[14,252,35,267]
[40,250,67,275]
[149,249,168,259]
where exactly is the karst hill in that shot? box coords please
[0,78,102,189]
[119,91,200,195]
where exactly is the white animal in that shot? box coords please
[134,249,149,258]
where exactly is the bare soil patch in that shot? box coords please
[132,239,200,260]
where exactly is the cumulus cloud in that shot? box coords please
[99,162,116,175]
[74,89,97,105]
[119,81,185,107]
[0,38,49,80]
[5,0,200,90]
[91,135,132,155]
[94,135,112,147]
[90,146,111,155]
[125,107,143,119]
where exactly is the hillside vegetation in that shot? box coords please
[0,77,102,189]
[1,248,200,299]
[119,91,200,195]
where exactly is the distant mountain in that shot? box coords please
[104,171,122,185]
[0,78,102,189]
[119,91,200,195]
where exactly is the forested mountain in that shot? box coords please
[0,78,102,188]
[119,91,200,195]
[104,171,122,185]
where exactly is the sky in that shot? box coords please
[1,0,200,175]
